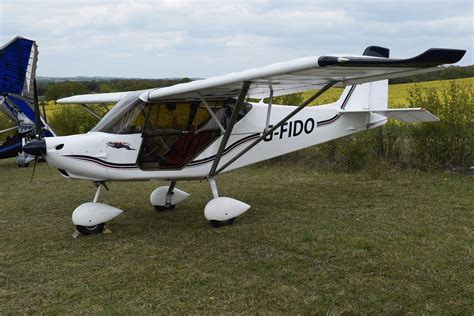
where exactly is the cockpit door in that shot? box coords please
[136,101,222,170]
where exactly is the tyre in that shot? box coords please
[76,223,105,235]
[154,204,176,212]
[209,218,235,228]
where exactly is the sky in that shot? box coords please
[1,0,473,78]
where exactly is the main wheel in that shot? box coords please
[154,204,176,212]
[209,218,235,228]
[76,223,105,235]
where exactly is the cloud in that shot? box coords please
[0,0,472,77]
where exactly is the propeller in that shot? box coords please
[33,78,43,138]
[22,78,47,181]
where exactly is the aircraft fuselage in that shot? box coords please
[44,101,384,181]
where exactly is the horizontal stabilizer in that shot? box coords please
[339,108,439,122]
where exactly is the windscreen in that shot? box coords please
[91,91,147,134]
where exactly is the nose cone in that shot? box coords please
[22,139,46,156]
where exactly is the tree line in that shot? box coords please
[37,78,192,101]
[390,65,474,84]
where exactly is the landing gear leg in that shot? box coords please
[209,178,219,199]
[154,181,177,211]
[204,178,250,228]
[150,181,190,211]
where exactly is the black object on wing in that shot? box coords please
[318,47,466,68]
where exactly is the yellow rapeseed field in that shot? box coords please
[303,77,474,107]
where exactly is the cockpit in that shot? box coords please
[92,93,252,170]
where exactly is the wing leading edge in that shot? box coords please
[57,90,145,105]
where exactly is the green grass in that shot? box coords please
[1,158,473,314]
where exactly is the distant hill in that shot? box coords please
[37,76,196,83]
[389,65,474,84]
[37,76,124,83]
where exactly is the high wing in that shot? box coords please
[57,46,465,104]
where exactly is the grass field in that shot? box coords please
[1,158,472,314]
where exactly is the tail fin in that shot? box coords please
[336,80,388,111]
[335,46,389,111]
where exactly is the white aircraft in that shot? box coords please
[23,45,465,235]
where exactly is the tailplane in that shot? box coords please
[339,108,439,123]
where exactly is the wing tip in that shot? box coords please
[319,47,466,68]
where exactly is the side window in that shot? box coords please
[145,103,193,132]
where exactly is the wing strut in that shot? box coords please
[0,126,19,134]
[264,85,273,132]
[214,80,337,175]
[79,104,103,120]
[197,92,225,134]
[209,81,251,177]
